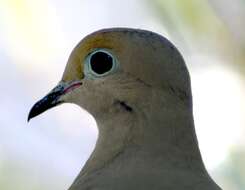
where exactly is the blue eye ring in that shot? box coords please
[84,49,119,78]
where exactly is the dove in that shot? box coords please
[28,28,222,190]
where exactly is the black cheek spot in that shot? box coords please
[115,100,133,112]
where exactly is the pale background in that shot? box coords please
[0,0,244,189]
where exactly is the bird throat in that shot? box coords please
[71,101,208,188]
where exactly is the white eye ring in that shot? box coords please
[84,49,119,78]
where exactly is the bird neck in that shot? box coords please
[79,92,208,179]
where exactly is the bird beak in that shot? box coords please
[28,81,82,122]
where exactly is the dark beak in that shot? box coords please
[28,84,65,122]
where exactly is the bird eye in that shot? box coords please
[84,49,119,78]
[90,51,113,74]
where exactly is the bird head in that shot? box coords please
[28,28,192,122]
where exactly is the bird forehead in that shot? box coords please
[72,28,160,57]
[62,32,123,82]
[62,30,138,82]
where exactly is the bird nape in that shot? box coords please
[28,28,222,190]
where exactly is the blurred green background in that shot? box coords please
[0,0,244,189]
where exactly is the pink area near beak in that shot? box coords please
[63,81,83,94]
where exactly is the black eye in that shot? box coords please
[90,51,113,75]
[84,49,119,78]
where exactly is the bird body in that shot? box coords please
[28,28,222,190]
